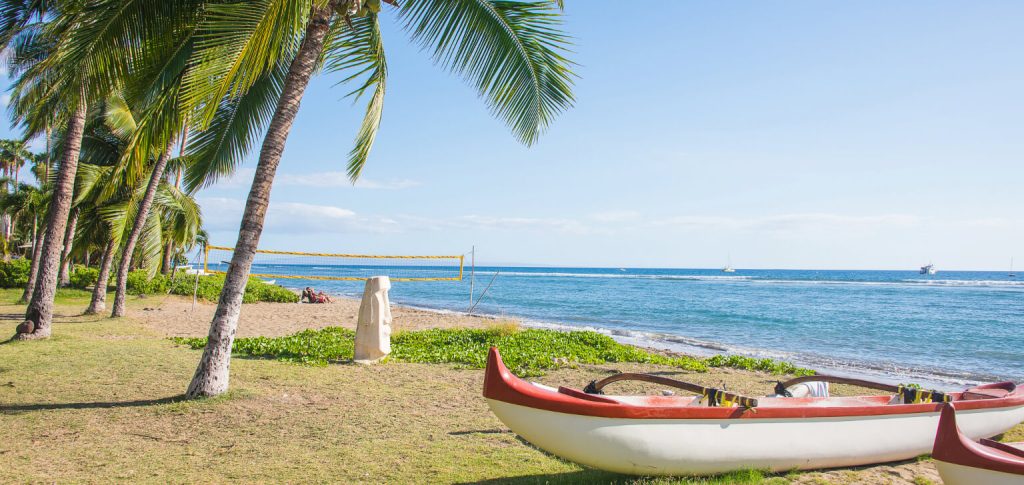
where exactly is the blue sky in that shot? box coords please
[3,1,1023,270]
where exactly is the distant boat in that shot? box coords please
[261,279,276,285]
[722,255,736,273]
[1010,257,1016,278]
[920,263,937,275]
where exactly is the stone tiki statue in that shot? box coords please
[354,276,393,363]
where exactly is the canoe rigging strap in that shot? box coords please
[778,375,950,403]
[584,373,759,408]
[896,385,952,404]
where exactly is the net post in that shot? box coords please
[203,244,210,274]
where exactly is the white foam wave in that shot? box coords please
[499,271,754,282]
[900,279,1024,287]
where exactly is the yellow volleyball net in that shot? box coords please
[203,245,464,282]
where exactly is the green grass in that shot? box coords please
[172,326,815,377]
[0,294,980,483]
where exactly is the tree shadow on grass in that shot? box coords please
[0,395,185,413]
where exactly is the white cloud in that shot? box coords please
[398,214,591,234]
[653,213,920,232]
[272,202,356,220]
[198,197,398,236]
[210,167,256,188]
[588,210,641,223]
[0,94,10,107]
[277,171,420,189]
[200,169,419,191]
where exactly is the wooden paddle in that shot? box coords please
[584,373,759,408]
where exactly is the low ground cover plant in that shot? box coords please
[173,325,814,377]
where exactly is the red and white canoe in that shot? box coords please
[482,347,1024,476]
[933,403,1024,484]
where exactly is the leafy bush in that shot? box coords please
[126,270,170,295]
[68,266,100,289]
[123,271,299,303]
[164,273,298,303]
[0,258,31,288]
[173,326,814,377]
[59,266,299,302]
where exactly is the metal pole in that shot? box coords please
[468,271,498,315]
[469,245,475,310]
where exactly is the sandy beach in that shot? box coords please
[133,294,494,338]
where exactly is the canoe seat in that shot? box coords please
[961,382,1016,400]
[979,439,1024,459]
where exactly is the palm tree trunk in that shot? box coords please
[16,90,88,340]
[176,124,188,189]
[57,207,80,287]
[85,237,116,314]
[44,123,51,181]
[186,5,333,398]
[110,143,174,318]
[162,241,174,275]
[20,219,42,303]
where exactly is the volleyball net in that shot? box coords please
[203,245,464,282]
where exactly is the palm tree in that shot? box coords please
[2,0,202,338]
[71,106,205,313]
[182,0,575,397]
[0,139,31,247]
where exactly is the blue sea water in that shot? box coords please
[226,263,1024,386]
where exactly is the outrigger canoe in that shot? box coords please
[933,403,1024,484]
[483,347,1024,476]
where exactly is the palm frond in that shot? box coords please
[184,58,289,191]
[182,0,310,127]
[398,0,575,145]
[323,13,386,181]
[104,92,138,140]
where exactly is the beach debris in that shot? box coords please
[355,276,393,364]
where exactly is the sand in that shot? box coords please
[132,294,494,337]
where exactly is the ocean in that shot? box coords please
[228,264,1024,387]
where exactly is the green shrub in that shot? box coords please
[121,270,299,304]
[164,273,298,303]
[126,270,170,295]
[173,326,814,377]
[0,258,31,288]
[68,266,100,289]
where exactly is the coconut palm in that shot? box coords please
[180,0,575,397]
[0,139,31,246]
[1,0,209,337]
[72,105,204,313]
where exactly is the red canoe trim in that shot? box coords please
[483,347,1024,420]
[933,403,1024,476]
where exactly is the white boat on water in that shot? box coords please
[1010,257,1016,278]
[920,263,937,275]
[722,255,736,273]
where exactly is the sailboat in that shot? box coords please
[722,255,735,273]
[1010,257,1016,278]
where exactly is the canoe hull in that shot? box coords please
[488,399,1024,475]
[935,461,1024,485]
[932,403,1024,484]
